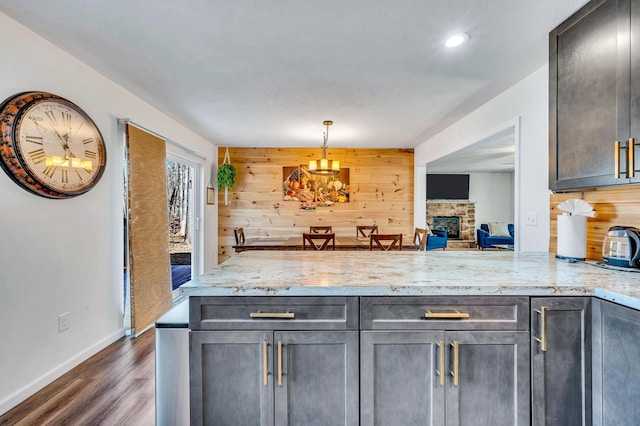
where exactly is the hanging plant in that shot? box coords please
[217,163,236,190]
[217,147,236,205]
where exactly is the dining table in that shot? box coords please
[233,235,418,252]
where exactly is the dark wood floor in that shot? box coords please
[0,330,155,426]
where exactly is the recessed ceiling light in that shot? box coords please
[445,33,470,48]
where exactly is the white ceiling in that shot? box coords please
[426,128,516,173]
[0,0,588,151]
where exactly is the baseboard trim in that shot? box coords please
[0,327,125,416]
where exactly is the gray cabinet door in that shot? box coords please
[360,331,446,426]
[274,331,359,426]
[549,0,629,190]
[445,331,530,426]
[593,299,640,426]
[190,330,274,426]
[531,297,591,426]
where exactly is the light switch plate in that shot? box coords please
[526,212,538,226]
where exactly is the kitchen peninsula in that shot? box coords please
[179,251,639,302]
[162,251,640,426]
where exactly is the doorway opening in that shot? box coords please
[425,124,518,250]
[166,153,203,298]
[121,120,205,335]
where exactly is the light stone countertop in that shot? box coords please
[179,251,640,309]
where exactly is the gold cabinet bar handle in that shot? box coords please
[250,311,295,319]
[263,340,269,386]
[615,140,621,179]
[425,310,470,319]
[437,340,445,386]
[629,138,635,178]
[277,340,283,386]
[450,341,459,386]
[534,307,547,352]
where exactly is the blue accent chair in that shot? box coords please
[477,223,514,249]
[426,229,448,251]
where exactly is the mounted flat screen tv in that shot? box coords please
[426,174,470,200]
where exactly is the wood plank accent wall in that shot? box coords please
[550,185,640,260]
[218,148,414,262]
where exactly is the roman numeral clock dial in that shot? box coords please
[0,92,106,198]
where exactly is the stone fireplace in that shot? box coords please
[426,201,476,248]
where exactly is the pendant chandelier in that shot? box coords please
[308,120,340,175]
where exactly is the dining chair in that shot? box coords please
[233,227,245,245]
[310,225,333,233]
[357,225,379,238]
[413,228,428,251]
[302,232,336,250]
[370,233,403,251]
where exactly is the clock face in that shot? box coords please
[0,92,106,198]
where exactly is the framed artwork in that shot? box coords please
[283,166,350,204]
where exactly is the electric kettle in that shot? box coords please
[602,226,640,268]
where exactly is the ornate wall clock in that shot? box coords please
[0,91,106,198]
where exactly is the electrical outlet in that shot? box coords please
[58,312,70,332]
[526,212,538,226]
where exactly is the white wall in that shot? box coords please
[469,172,515,228]
[415,66,550,252]
[0,13,218,414]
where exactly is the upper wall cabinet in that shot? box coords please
[550,0,640,191]
[630,0,640,184]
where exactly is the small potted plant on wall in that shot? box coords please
[218,147,236,205]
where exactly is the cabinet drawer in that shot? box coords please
[360,296,529,330]
[189,296,358,330]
